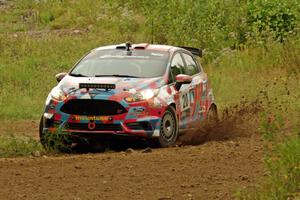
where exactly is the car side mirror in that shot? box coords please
[175,74,192,90]
[55,72,67,82]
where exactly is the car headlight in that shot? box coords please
[50,87,67,101]
[125,89,159,103]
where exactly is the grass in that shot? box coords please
[206,39,300,111]
[236,122,300,200]
[0,135,44,157]
[0,33,100,119]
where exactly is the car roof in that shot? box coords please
[93,43,182,53]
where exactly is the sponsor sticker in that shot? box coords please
[73,115,111,121]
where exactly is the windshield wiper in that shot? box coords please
[69,73,88,77]
[95,74,141,78]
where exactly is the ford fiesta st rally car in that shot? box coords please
[40,42,217,148]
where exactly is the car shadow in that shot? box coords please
[69,139,153,154]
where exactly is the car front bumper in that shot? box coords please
[41,98,166,139]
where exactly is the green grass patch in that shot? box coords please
[0,135,44,157]
[206,39,300,114]
[236,135,300,200]
[0,33,121,119]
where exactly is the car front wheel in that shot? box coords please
[158,106,179,147]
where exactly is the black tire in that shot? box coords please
[39,115,47,147]
[39,115,72,152]
[158,106,179,147]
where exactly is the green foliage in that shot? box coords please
[206,38,300,111]
[131,0,248,59]
[5,0,142,32]
[39,11,55,25]
[0,34,100,119]
[40,128,72,152]
[127,0,300,58]
[265,137,300,199]
[0,135,44,157]
[237,115,300,200]
[247,0,299,43]
[1,0,299,56]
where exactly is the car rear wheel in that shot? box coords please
[158,106,178,147]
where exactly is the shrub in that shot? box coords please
[247,0,299,43]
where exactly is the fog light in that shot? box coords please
[44,113,54,119]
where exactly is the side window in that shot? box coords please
[169,53,184,83]
[182,53,200,76]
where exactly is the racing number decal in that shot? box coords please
[180,90,194,111]
[182,93,189,110]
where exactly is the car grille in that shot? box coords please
[60,99,127,116]
[67,123,122,131]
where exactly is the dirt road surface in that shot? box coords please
[0,126,264,200]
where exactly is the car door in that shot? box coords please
[193,57,210,119]
[180,52,208,125]
[168,51,208,128]
[167,52,186,127]
[178,52,198,127]
[168,52,197,128]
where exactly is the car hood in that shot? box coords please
[58,75,166,96]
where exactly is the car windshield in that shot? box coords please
[70,49,169,78]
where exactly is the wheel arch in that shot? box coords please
[209,103,217,112]
[169,103,176,110]
[157,103,179,147]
